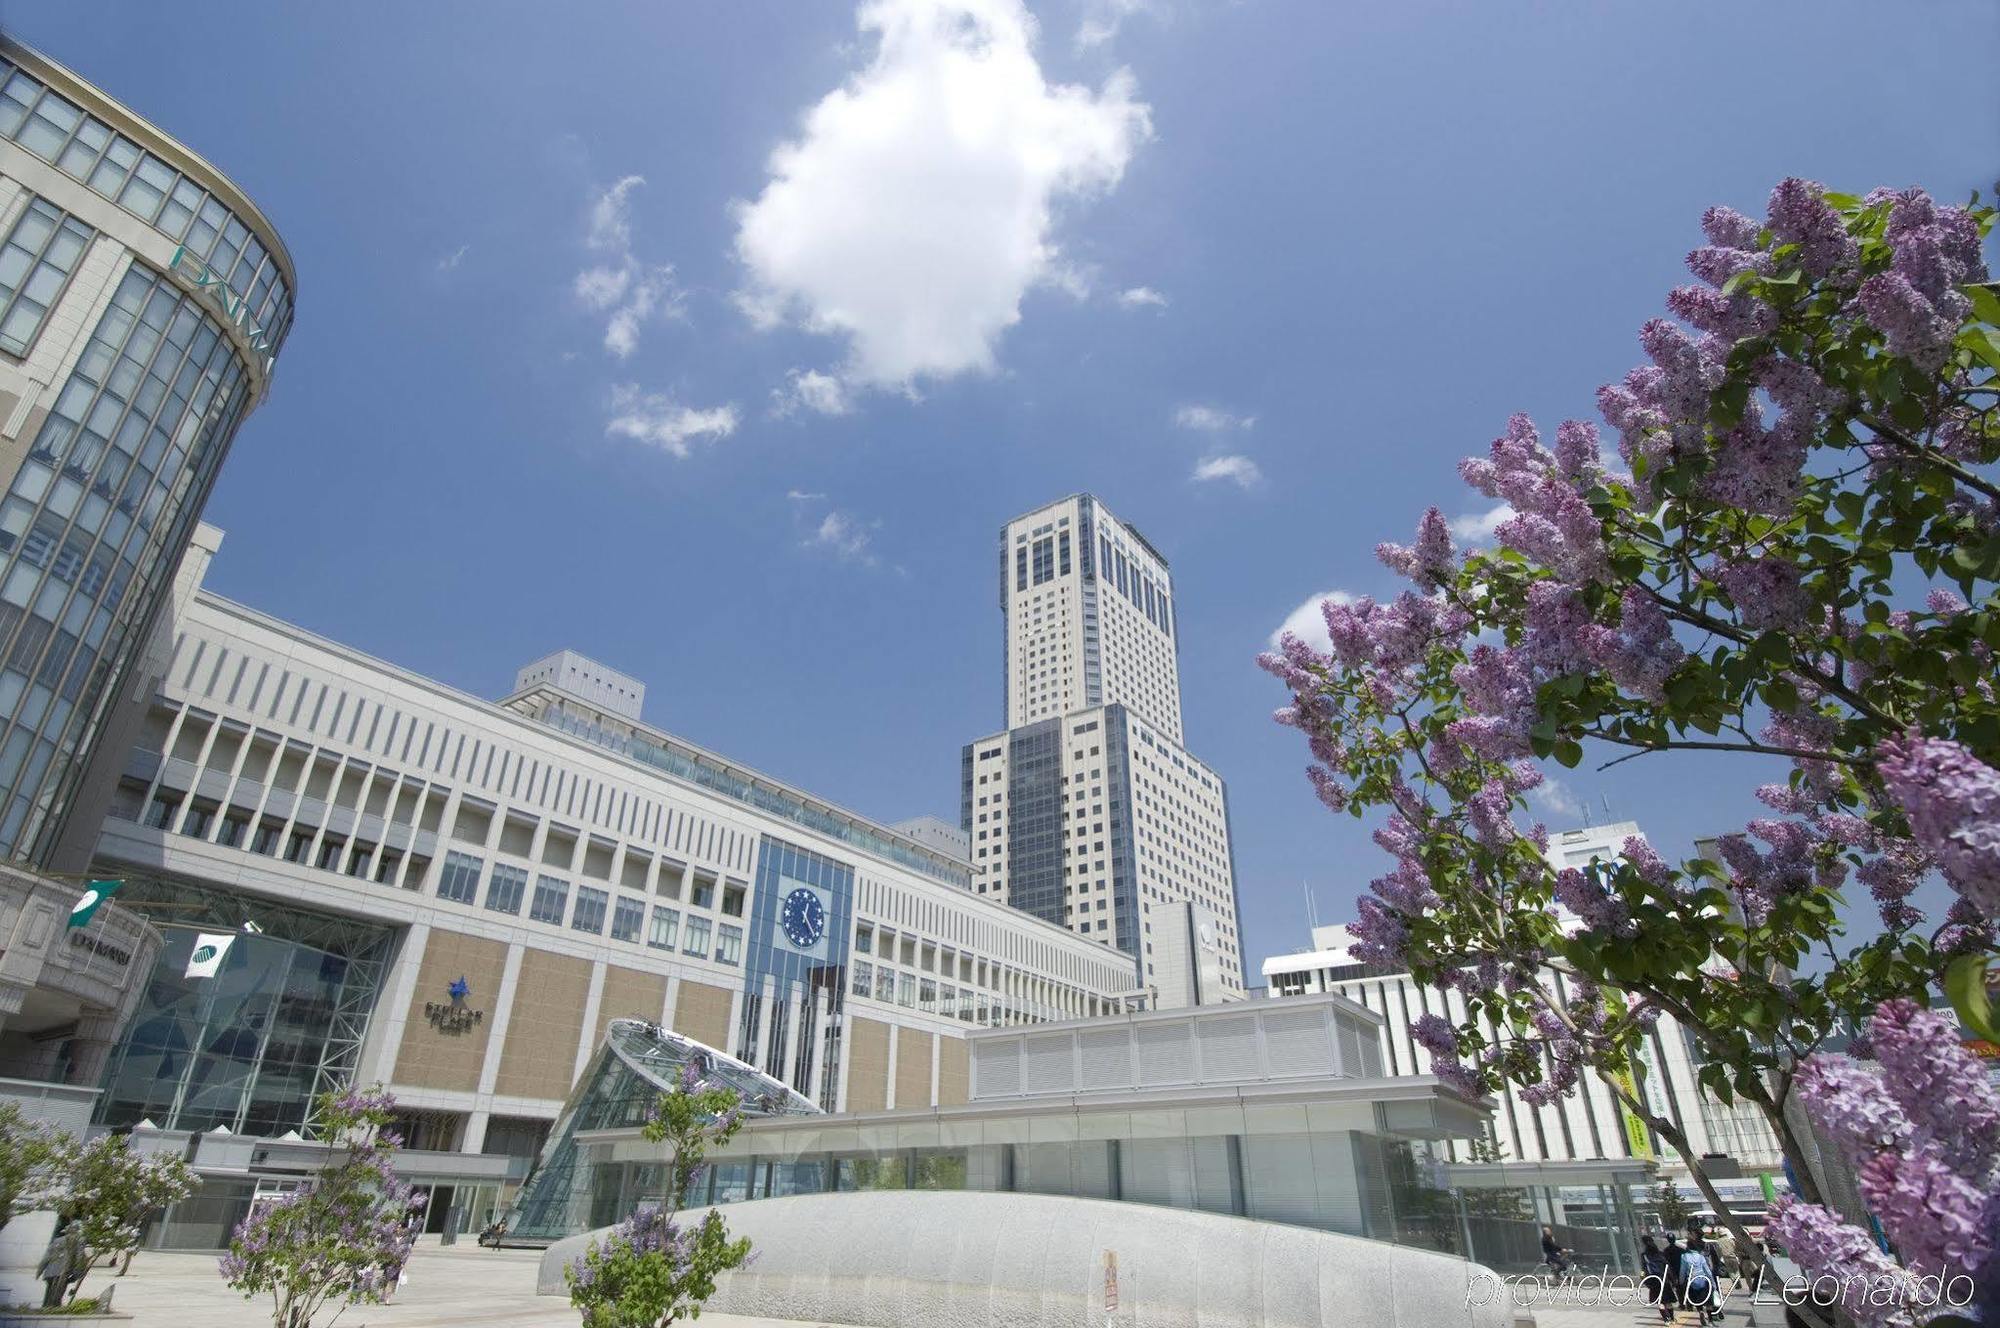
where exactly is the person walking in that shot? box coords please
[1660,1233,1686,1321]
[36,1220,86,1309]
[1640,1234,1672,1321]
[1680,1237,1722,1325]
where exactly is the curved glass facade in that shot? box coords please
[0,261,255,858]
[0,54,294,360]
[507,1018,819,1241]
[93,876,395,1137]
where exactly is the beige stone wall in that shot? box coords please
[672,978,734,1050]
[936,1034,969,1106]
[895,1028,933,1110]
[595,964,668,1049]
[493,949,593,1101]
[390,932,508,1093]
[845,1016,890,1112]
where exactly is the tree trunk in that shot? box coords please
[1595,1069,1835,1328]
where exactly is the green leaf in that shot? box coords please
[1945,954,2000,1043]
[1963,281,2000,329]
[1554,739,1583,769]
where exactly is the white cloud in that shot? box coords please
[1174,404,1254,432]
[604,385,739,459]
[1077,0,1149,49]
[1529,776,1584,822]
[786,488,827,501]
[1270,590,1358,652]
[588,175,644,252]
[733,0,1152,389]
[575,177,684,359]
[772,368,852,418]
[1449,503,1512,544]
[1115,285,1167,309]
[808,510,877,563]
[435,243,470,272]
[1191,454,1261,488]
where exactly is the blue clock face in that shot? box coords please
[780,887,826,949]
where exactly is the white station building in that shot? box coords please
[1262,823,1785,1202]
[85,526,1141,1242]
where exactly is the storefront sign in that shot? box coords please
[167,244,276,372]
[426,975,484,1034]
[66,928,133,968]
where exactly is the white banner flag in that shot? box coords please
[184,932,236,979]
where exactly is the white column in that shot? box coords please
[361,921,429,1085]
[476,943,527,1097]
[574,960,606,1083]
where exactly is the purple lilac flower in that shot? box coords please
[1620,835,1671,887]
[1867,998,2000,1181]
[1376,507,1456,587]
[1766,1198,1923,1328]
[1580,588,1684,702]
[1410,1013,1458,1059]
[1858,270,1964,371]
[1795,1053,1913,1159]
[1665,283,1775,342]
[1765,178,1857,278]
[1349,897,1409,969]
[1938,896,1996,956]
[1928,588,1969,616]
[1713,557,1811,631]
[1854,840,1927,930]
[1874,733,2000,918]
[1552,419,1602,481]
[1467,779,1517,848]
[1553,867,1636,937]
[1854,1147,1993,1283]
[1700,205,1761,250]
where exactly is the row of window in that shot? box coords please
[1098,533,1170,636]
[436,849,744,963]
[0,197,90,357]
[0,57,294,356]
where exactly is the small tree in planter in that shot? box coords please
[0,1104,72,1234]
[219,1086,424,1328]
[566,1063,752,1328]
[1649,1178,1694,1232]
[69,1134,195,1275]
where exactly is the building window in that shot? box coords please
[529,874,569,925]
[180,804,212,838]
[610,894,644,943]
[0,198,92,357]
[647,907,680,951]
[437,850,482,904]
[682,915,711,958]
[721,882,746,917]
[315,837,346,872]
[215,815,245,848]
[689,874,715,910]
[851,959,873,998]
[485,863,526,915]
[572,886,607,935]
[250,821,280,856]
[875,966,895,1002]
[141,794,177,829]
[714,923,742,966]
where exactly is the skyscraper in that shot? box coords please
[964,495,1244,1006]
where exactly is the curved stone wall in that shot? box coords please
[538,1190,1512,1328]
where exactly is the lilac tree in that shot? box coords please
[565,1063,752,1327]
[218,1086,424,1328]
[1260,180,1998,1303]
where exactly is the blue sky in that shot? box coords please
[7,1,1995,977]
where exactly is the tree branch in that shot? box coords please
[1859,414,2000,504]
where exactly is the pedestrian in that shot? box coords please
[1661,1232,1686,1320]
[1680,1237,1722,1326]
[36,1219,86,1309]
[1712,1226,1738,1283]
[1640,1234,1671,1321]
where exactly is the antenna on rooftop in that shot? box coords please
[1303,879,1318,933]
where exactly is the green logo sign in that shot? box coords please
[191,944,218,965]
[168,245,276,373]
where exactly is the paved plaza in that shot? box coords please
[33,1239,1797,1328]
[52,1243,843,1328]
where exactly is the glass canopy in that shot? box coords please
[506,1017,819,1241]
